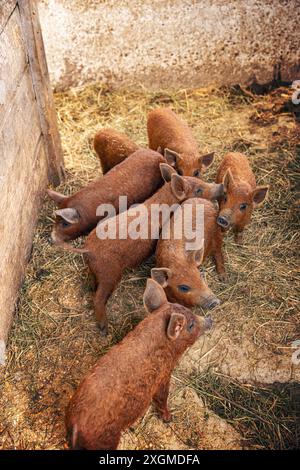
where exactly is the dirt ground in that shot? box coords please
[0,84,299,449]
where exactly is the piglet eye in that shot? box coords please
[193,169,201,177]
[188,319,195,331]
[177,169,183,176]
[196,187,203,195]
[178,284,191,293]
[60,220,70,228]
[223,194,228,202]
[240,203,247,211]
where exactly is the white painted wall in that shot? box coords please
[38,0,300,90]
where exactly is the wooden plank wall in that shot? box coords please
[19,0,65,185]
[0,0,64,362]
[0,0,16,34]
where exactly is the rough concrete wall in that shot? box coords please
[38,0,300,90]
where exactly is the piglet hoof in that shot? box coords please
[97,323,108,336]
[234,233,244,245]
[160,409,172,423]
[218,272,228,283]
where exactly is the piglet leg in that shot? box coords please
[94,286,109,335]
[153,378,172,423]
[94,278,119,336]
[91,263,121,335]
[234,228,244,245]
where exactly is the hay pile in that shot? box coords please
[0,84,299,449]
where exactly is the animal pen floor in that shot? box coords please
[0,84,299,450]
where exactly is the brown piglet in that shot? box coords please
[65,278,212,450]
[63,164,223,334]
[216,152,269,244]
[147,107,214,177]
[47,149,164,244]
[152,198,226,310]
[94,128,139,174]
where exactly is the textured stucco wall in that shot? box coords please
[38,0,300,90]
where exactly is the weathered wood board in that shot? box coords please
[0,0,64,362]
[0,0,16,34]
[0,69,42,229]
[19,0,64,184]
[0,6,27,121]
[0,65,41,178]
[0,140,48,352]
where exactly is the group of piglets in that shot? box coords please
[47,108,269,450]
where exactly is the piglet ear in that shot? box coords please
[143,279,168,313]
[187,246,204,267]
[252,186,269,206]
[171,174,188,201]
[160,163,177,182]
[222,168,234,191]
[47,189,68,205]
[55,208,80,224]
[167,313,186,340]
[164,148,181,168]
[199,152,214,169]
[151,268,172,288]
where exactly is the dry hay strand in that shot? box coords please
[0,83,299,449]
[189,371,300,450]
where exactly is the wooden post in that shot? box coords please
[0,0,65,356]
[18,0,65,186]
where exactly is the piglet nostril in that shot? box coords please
[217,216,229,228]
[207,298,221,310]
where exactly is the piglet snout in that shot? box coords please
[204,317,213,330]
[216,183,224,199]
[50,232,61,246]
[207,298,221,310]
[200,295,220,310]
[217,215,230,228]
